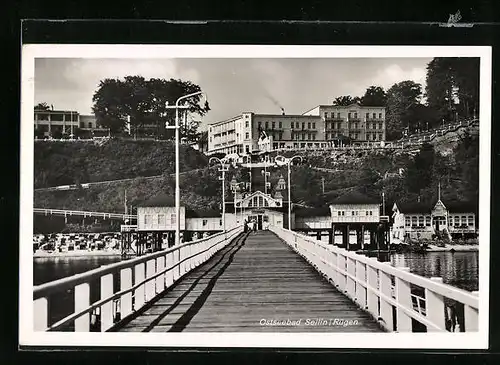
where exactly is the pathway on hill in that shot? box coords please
[34,167,211,192]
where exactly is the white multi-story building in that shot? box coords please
[207,103,386,155]
[391,199,477,241]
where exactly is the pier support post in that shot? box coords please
[120,268,133,319]
[316,231,321,241]
[33,297,48,331]
[74,282,90,331]
[395,267,412,332]
[134,263,145,310]
[464,291,479,332]
[366,259,379,316]
[379,262,394,331]
[100,274,114,331]
[426,277,447,331]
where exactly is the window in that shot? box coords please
[405,217,411,227]
[88,122,93,128]
[302,122,305,129]
[426,216,431,226]
[279,121,282,128]
[337,112,341,118]
[258,196,264,206]
[338,211,342,216]
[272,122,275,129]
[324,113,328,119]
[411,216,417,226]
[144,214,151,225]
[373,113,376,119]
[354,113,358,119]
[244,132,249,139]
[449,217,454,226]
[379,123,383,130]
[220,219,223,226]
[264,199,269,207]
[370,211,373,215]
[202,219,208,226]
[253,197,258,206]
[312,134,316,140]
[348,112,351,119]
[312,122,316,129]
[265,121,269,129]
[302,133,305,140]
[170,213,176,224]
[258,122,262,129]
[468,216,474,226]
[307,134,311,140]
[366,112,369,119]
[158,214,166,225]
[307,122,311,129]
[418,216,424,226]
[245,121,249,128]
[291,122,294,129]
[352,211,355,216]
[379,133,383,140]
[379,113,382,119]
[248,198,253,207]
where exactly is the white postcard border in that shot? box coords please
[20,44,491,349]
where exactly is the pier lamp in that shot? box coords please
[275,154,303,230]
[209,157,229,236]
[165,91,208,246]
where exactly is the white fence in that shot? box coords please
[33,225,243,332]
[33,208,137,221]
[270,226,479,332]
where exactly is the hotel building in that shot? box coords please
[34,109,106,137]
[207,103,386,155]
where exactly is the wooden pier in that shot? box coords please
[115,231,382,332]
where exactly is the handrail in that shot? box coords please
[33,225,243,332]
[45,227,243,331]
[33,208,136,220]
[270,226,479,332]
[34,225,240,300]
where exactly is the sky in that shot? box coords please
[35,58,432,131]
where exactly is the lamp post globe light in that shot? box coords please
[165,91,208,246]
[274,154,302,230]
[209,156,229,236]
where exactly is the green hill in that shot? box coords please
[34,139,208,188]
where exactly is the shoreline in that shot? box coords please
[425,245,478,252]
[33,250,125,259]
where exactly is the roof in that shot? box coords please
[137,194,175,207]
[330,192,379,205]
[441,200,478,213]
[294,206,331,218]
[185,209,221,218]
[395,201,433,214]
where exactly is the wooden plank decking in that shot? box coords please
[115,231,383,332]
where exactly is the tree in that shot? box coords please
[386,80,423,140]
[92,76,210,138]
[425,57,479,121]
[360,86,387,107]
[404,143,435,194]
[332,95,360,106]
[35,102,51,111]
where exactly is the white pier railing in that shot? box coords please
[33,226,243,332]
[33,208,137,221]
[270,226,479,332]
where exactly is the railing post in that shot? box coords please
[100,273,114,331]
[134,263,145,309]
[464,291,479,332]
[355,260,366,308]
[120,268,133,319]
[379,263,394,331]
[366,259,379,316]
[165,252,174,287]
[395,267,412,332]
[156,256,165,294]
[426,277,446,331]
[74,282,90,331]
[145,259,156,301]
[346,257,356,299]
[33,297,48,331]
[173,249,180,281]
[336,253,346,292]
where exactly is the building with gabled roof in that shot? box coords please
[392,198,477,242]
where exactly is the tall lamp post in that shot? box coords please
[165,91,208,246]
[209,157,228,235]
[275,154,302,230]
